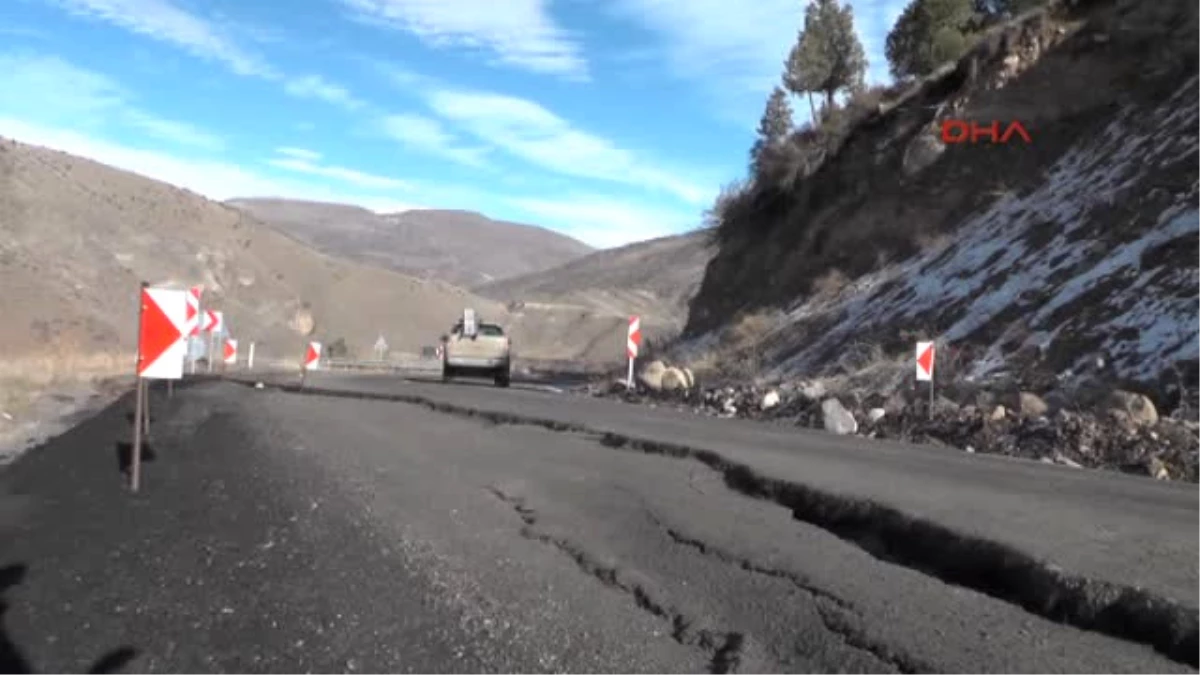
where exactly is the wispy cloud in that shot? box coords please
[607,0,798,98]
[275,146,323,162]
[607,0,908,123]
[339,0,587,79]
[122,110,225,150]
[426,88,711,205]
[0,53,224,150]
[284,74,364,109]
[506,195,699,248]
[266,148,414,192]
[0,117,422,212]
[48,0,273,77]
[381,113,490,167]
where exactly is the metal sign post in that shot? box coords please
[626,316,641,390]
[131,282,148,492]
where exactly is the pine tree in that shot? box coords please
[886,0,977,80]
[783,0,867,124]
[750,86,794,173]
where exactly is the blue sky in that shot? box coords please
[0,0,907,248]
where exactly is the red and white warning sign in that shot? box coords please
[186,284,204,336]
[224,338,238,365]
[305,341,322,370]
[138,286,188,379]
[916,341,935,382]
[627,315,642,360]
[202,309,221,333]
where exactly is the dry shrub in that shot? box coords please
[914,230,954,252]
[811,268,850,299]
[726,311,775,350]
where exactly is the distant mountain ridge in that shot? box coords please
[226,198,594,287]
[475,230,714,340]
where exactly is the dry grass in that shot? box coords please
[811,268,851,299]
[0,347,132,417]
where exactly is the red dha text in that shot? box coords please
[941,120,1032,144]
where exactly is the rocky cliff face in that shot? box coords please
[682,0,1197,407]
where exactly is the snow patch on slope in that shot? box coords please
[746,77,1199,385]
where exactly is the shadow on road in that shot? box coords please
[113,442,156,477]
[0,564,138,674]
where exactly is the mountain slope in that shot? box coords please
[227,198,594,287]
[680,0,1198,406]
[476,230,714,342]
[0,137,510,366]
[0,137,667,383]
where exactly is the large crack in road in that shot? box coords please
[641,510,931,674]
[486,486,747,674]
[233,378,1200,668]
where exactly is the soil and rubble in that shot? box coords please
[581,360,1199,483]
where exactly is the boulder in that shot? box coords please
[796,380,826,401]
[639,360,667,392]
[867,408,887,424]
[761,390,781,410]
[1017,392,1049,418]
[1106,390,1158,427]
[661,367,689,392]
[681,367,696,389]
[821,398,858,435]
[989,405,1007,422]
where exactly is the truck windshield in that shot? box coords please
[478,324,504,337]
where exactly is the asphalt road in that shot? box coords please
[0,376,1195,673]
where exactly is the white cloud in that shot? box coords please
[275,146,322,161]
[608,0,909,122]
[284,75,364,109]
[122,110,225,150]
[339,0,587,79]
[49,0,273,77]
[506,195,699,248]
[0,117,423,212]
[427,89,712,205]
[381,113,489,167]
[266,152,414,192]
[0,53,224,150]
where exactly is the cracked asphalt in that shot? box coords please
[0,378,1195,673]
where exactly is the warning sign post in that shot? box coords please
[224,338,238,368]
[626,316,641,390]
[131,282,188,492]
[916,340,936,416]
[300,341,321,388]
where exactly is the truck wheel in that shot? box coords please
[494,369,510,388]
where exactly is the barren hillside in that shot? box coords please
[0,137,512,368]
[0,136,657,396]
[680,0,1198,410]
[476,231,713,341]
[228,198,594,287]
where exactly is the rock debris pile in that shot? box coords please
[585,360,1198,483]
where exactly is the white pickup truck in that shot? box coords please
[440,309,512,388]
